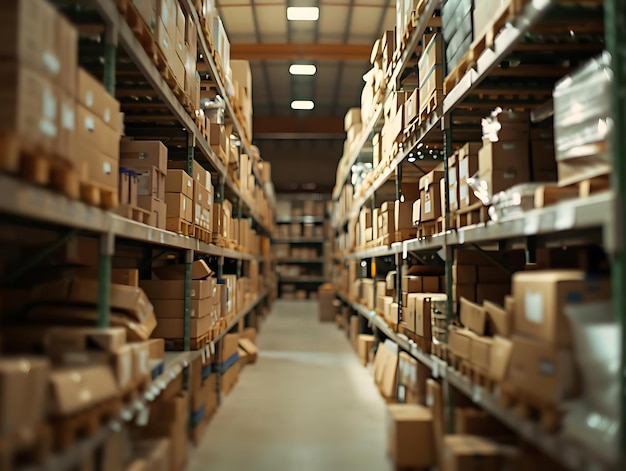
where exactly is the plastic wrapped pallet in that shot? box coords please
[553,52,612,186]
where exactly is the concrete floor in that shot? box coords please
[187,300,393,471]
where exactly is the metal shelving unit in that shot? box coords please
[337,294,614,471]
[332,0,621,468]
[273,238,326,244]
[27,289,269,471]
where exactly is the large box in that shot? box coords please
[420,167,445,222]
[77,68,120,131]
[120,140,168,172]
[151,315,212,339]
[512,270,611,347]
[0,357,50,437]
[165,193,192,222]
[137,195,166,229]
[386,404,435,468]
[478,140,530,194]
[508,335,578,406]
[457,142,482,210]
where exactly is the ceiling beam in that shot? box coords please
[230,43,370,61]
[253,116,344,138]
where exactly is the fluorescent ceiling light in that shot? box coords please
[291,100,315,110]
[289,64,317,75]
[287,7,319,21]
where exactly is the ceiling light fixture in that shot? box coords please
[289,64,317,75]
[287,7,319,21]
[291,100,315,110]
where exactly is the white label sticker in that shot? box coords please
[425,199,431,214]
[85,116,95,132]
[43,51,60,75]
[524,290,544,323]
[62,105,75,130]
[86,91,94,107]
[104,108,111,123]
[210,342,215,354]
[103,161,112,175]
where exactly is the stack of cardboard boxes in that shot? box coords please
[147,260,219,344]
[120,140,169,229]
[165,169,194,232]
[418,34,443,120]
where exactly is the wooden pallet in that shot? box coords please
[193,225,212,243]
[418,90,443,124]
[0,424,51,471]
[115,204,151,224]
[498,386,562,432]
[51,398,122,451]
[0,134,81,200]
[80,181,118,209]
[564,174,611,198]
[453,202,488,228]
[166,217,194,236]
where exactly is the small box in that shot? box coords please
[419,167,445,222]
[165,169,194,198]
[386,404,435,468]
[512,270,611,347]
[484,300,511,337]
[470,335,493,373]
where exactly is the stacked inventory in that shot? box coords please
[0,0,276,469]
[332,0,619,470]
[274,198,330,299]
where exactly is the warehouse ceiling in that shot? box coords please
[216,0,396,193]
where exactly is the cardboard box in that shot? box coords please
[454,408,511,436]
[165,193,192,222]
[476,283,510,305]
[453,283,476,302]
[45,327,126,353]
[489,336,513,382]
[151,298,212,319]
[0,357,50,437]
[165,169,194,198]
[120,140,168,172]
[470,335,493,373]
[441,435,504,470]
[153,260,213,280]
[77,68,120,131]
[452,265,476,285]
[459,297,486,335]
[447,326,474,360]
[412,199,421,226]
[478,141,530,194]
[48,365,118,416]
[50,344,134,390]
[136,195,166,229]
[512,270,611,347]
[420,168,445,222]
[402,276,423,293]
[139,279,216,300]
[508,335,578,406]
[386,404,435,468]
[457,142,482,210]
[484,300,511,337]
[151,315,212,339]
[357,334,375,366]
[134,166,166,200]
[238,338,258,364]
[394,199,414,230]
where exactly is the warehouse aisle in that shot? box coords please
[187,300,393,471]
